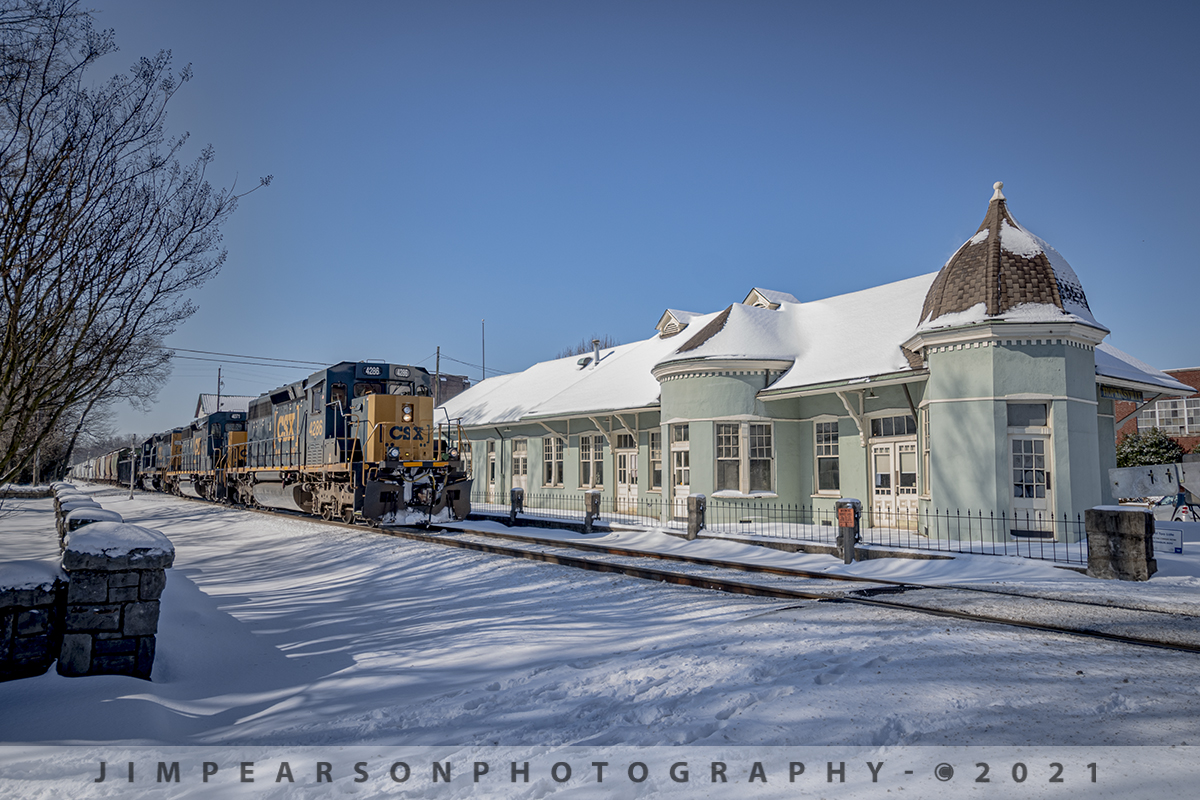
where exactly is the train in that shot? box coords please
[71,361,473,524]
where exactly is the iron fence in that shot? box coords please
[468,490,1089,564]
[705,499,1088,564]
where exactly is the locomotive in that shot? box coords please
[74,361,472,524]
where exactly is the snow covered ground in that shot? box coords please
[2,488,1200,798]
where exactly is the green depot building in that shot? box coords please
[441,184,1191,542]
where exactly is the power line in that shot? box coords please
[166,347,326,366]
[171,355,316,370]
[438,353,511,376]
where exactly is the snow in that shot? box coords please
[64,521,174,559]
[968,228,989,245]
[1095,341,1194,394]
[5,491,1200,797]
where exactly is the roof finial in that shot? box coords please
[992,181,1005,201]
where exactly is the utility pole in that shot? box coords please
[435,346,441,407]
[481,319,486,382]
[216,366,222,412]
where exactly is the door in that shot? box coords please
[871,440,919,529]
[1010,435,1054,537]
[670,424,690,519]
[511,439,528,491]
[616,447,638,514]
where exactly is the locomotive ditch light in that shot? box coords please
[402,404,413,422]
[387,446,401,460]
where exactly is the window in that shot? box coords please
[1007,403,1048,428]
[487,441,497,484]
[649,431,663,490]
[580,434,604,488]
[672,424,689,444]
[749,424,772,492]
[716,423,740,491]
[543,437,563,487]
[870,414,916,437]
[715,422,774,494]
[616,433,635,450]
[815,420,839,493]
[310,381,324,412]
[1138,398,1200,435]
[512,439,527,478]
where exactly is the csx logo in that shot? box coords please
[277,412,297,439]
[389,426,424,441]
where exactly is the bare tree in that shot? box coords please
[0,0,268,483]
[555,334,621,360]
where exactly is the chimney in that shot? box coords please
[592,338,600,367]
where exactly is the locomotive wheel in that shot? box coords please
[342,507,355,524]
[321,505,334,521]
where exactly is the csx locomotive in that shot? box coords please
[74,361,472,524]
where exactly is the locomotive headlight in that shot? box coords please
[387,446,401,460]
[402,404,413,423]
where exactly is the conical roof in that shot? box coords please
[919,183,1102,329]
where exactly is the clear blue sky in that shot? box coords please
[91,0,1200,435]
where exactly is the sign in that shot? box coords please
[1153,526,1184,554]
[1100,385,1143,402]
[837,507,855,527]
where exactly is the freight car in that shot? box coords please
[72,360,472,525]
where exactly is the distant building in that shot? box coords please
[442,184,1192,541]
[194,394,256,419]
[1115,368,1200,453]
[435,373,471,406]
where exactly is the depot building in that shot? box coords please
[440,184,1191,539]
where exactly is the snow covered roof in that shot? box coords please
[1095,342,1194,396]
[919,183,1105,332]
[195,394,255,418]
[440,333,690,425]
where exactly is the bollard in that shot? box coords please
[1085,506,1157,581]
[686,494,706,540]
[583,490,602,534]
[508,487,524,527]
[835,498,862,564]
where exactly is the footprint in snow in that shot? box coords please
[814,663,852,685]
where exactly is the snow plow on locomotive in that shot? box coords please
[73,361,473,525]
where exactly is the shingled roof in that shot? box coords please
[920,183,1102,329]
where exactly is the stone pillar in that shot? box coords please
[58,522,174,679]
[0,567,62,682]
[1084,506,1157,581]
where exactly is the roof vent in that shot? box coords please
[576,356,592,369]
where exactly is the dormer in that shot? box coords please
[743,288,799,310]
[656,309,698,339]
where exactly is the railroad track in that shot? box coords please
[379,522,1200,655]
[89,487,1200,654]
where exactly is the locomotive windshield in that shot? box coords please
[354,381,382,396]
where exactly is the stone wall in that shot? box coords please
[0,496,174,683]
[0,565,62,681]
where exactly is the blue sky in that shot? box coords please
[91,0,1200,434]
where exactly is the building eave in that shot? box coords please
[759,369,930,401]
